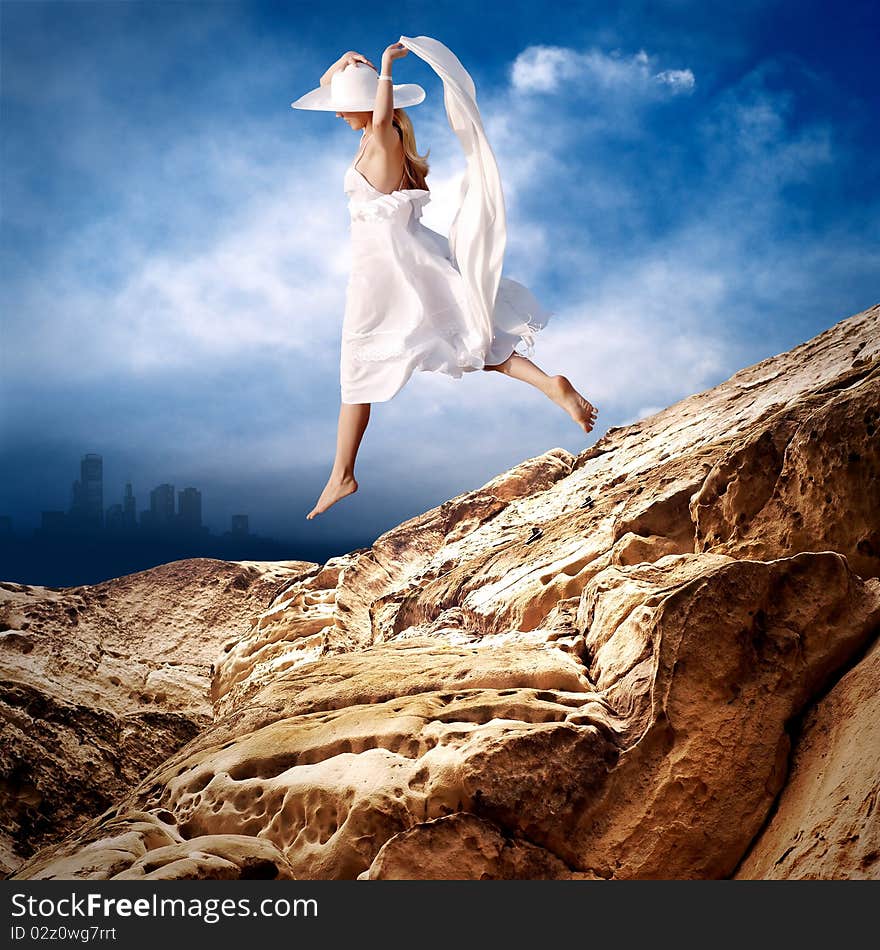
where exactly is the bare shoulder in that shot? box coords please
[371,122,404,154]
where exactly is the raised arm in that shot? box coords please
[371,42,409,147]
[320,50,376,87]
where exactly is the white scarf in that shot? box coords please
[398,35,507,357]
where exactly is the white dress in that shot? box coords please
[339,35,554,405]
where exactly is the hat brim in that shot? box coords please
[291,82,426,111]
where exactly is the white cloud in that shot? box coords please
[654,69,696,93]
[511,44,695,98]
[7,164,350,382]
[510,47,577,92]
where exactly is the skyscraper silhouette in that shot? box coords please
[178,487,203,532]
[69,453,103,531]
[123,482,137,530]
[147,484,175,532]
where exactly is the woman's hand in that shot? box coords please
[320,51,376,86]
[339,50,376,71]
[381,42,408,67]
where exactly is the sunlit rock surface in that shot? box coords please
[0,558,312,874]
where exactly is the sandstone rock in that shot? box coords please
[360,812,599,879]
[734,636,880,879]
[7,302,880,880]
[0,558,313,875]
[14,551,877,881]
[567,552,879,878]
[13,809,295,881]
[692,372,880,577]
[212,552,363,719]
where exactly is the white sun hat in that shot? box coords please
[291,61,426,112]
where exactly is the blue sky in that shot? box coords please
[2,0,878,556]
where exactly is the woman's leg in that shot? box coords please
[306,401,371,519]
[483,353,598,434]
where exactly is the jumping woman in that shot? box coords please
[291,35,597,520]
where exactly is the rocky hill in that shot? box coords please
[4,302,878,880]
[0,558,312,875]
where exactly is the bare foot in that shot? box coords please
[549,375,598,435]
[306,473,358,519]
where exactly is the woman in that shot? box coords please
[291,36,597,520]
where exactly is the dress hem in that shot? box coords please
[340,310,555,404]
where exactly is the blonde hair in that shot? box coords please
[392,108,430,190]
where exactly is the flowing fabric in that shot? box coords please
[338,35,553,404]
[397,35,507,358]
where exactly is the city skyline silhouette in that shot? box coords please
[0,450,357,587]
[2,451,261,541]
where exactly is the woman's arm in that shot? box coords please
[320,50,376,87]
[371,43,409,143]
